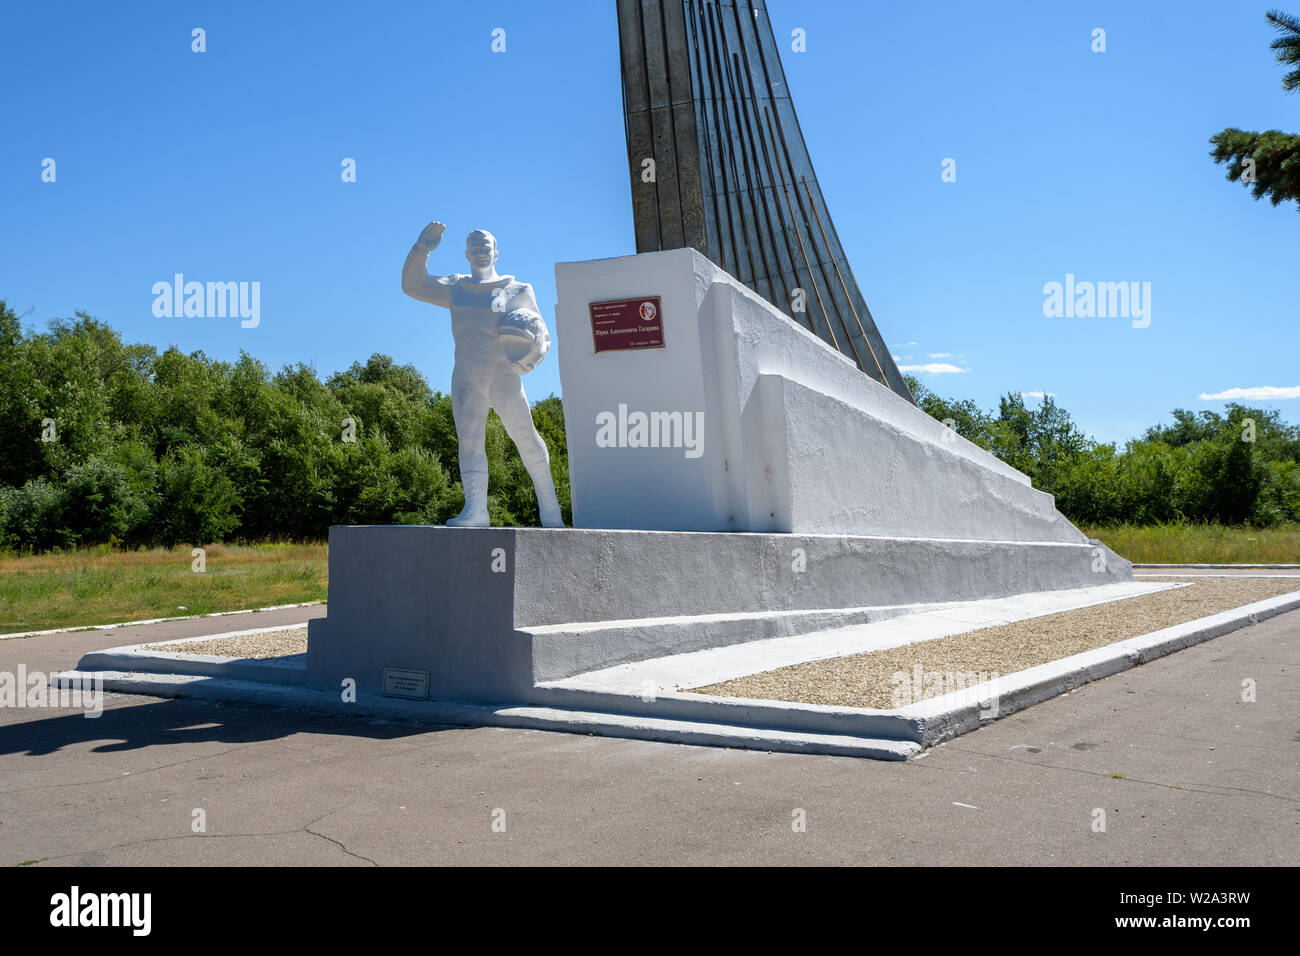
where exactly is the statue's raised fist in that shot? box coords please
[417,221,446,248]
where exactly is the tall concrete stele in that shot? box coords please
[301,1,1132,714]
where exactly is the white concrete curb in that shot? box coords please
[1135,572,1300,578]
[77,625,309,686]
[1134,563,1300,569]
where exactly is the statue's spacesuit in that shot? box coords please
[401,223,563,528]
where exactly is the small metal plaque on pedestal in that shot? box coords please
[589,295,665,353]
[383,668,430,700]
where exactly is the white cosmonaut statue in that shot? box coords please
[401,221,563,528]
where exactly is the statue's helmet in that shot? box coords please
[498,308,550,372]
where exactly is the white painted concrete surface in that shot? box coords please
[306,525,1132,702]
[555,248,1087,543]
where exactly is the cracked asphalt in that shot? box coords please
[1,595,1297,866]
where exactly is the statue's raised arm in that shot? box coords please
[401,221,453,306]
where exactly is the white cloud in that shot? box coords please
[892,341,919,348]
[1199,386,1300,401]
[1020,391,1055,399]
[899,363,967,375]
[928,352,954,359]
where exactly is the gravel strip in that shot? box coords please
[150,627,308,659]
[689,577,1300,709]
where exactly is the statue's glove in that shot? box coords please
[498,308,551,375]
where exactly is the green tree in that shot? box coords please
[61,454,152,545]
[984,392,1087,494]
[0,479,71,551]
[154,445,243,546]
[0,300,44,488]
[1210,10,1300,212]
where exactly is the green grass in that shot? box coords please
[0,542,328,634]
[1082,523,1300,564]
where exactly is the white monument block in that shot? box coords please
[555,248,1088,543]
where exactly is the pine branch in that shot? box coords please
[1210,128,1300,209]
[1266,9,1300,91]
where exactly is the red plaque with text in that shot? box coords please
[588,295,665,353]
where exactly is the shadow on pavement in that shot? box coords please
[0,694,457,757]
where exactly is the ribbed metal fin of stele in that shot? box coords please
[616,0,915,403]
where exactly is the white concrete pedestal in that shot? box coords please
[305,525,1130,703]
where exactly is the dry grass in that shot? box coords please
[1082,523,1300,564]
[0,543,327,634]
[689,576,1300,709]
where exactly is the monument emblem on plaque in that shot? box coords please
[400,221,563,529]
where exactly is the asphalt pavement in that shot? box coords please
[0,591,1295,866]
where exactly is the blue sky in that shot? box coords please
[2,0,1297,446]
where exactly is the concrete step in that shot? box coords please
[54,669,919,760]
[521,601,932,682]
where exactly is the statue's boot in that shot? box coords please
[517,439,565,529]
[535,479,565,529]
[447,470,490,528]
